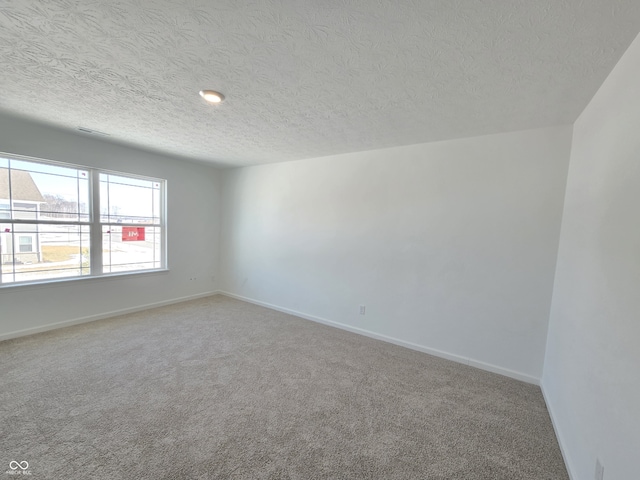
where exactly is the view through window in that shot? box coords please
[0,154,165,285]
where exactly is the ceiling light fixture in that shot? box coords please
[199,90,225,104]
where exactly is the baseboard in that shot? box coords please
[541,382,576,480]
[3,289,541,386]
[0,291,218,342]
[218,291,540,385]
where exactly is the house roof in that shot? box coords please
[0,169,45,203]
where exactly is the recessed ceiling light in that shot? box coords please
[199,90,225,104]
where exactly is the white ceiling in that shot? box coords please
[1,1,639,167]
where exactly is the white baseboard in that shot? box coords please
[218,291,540,385]
[3,288,540,386]
[541,382,576,480]
[0,291,218,342]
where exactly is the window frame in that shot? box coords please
[0,152,167,287]
[18,235,34,253]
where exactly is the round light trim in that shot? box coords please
[199,90,225,104]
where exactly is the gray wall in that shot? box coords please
[543,33,640,480]
[220,126,572,382]
[0,114,222,338]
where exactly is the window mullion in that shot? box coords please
[161,181,166,269]
[89,169,103,275]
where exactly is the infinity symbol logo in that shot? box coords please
[9,460,29,470]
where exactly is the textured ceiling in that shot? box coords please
[1,1,639,167]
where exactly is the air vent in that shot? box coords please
[77,127,111,137]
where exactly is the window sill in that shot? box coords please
[0,268,170,292]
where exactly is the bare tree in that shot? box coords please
[41,194,80,219]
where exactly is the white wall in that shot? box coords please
[220,126,572,382]
[0,114,222,339]
[543,33,640,480]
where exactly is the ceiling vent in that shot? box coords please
[77,127,111,137]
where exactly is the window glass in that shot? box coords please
[100,174,161,224]
[102,225,162,274]
[0,155,165,286]
[18,235,33,252]
[2,160,90,222]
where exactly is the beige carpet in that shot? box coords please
[1,295,568,479]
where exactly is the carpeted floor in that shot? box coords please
[1,295,568,479]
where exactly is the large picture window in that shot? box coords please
[0,154,166,285]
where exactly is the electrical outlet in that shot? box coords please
[359,305,366,315]
[595,459,604,480]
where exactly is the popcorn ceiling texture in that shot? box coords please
[0,0,639,166]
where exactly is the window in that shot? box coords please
[18,236,33,253]
[0,154,166,285]
[100,173,163,274]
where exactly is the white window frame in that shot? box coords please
[0,152,167,287]
[18,235,34,253]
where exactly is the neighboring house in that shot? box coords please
[0,168,45,264]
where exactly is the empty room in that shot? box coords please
[1,1,639,479]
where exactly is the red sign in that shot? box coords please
[122,227,145,242]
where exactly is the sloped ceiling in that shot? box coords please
[1,1,639,167]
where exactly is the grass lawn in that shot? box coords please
[42,245,89,263]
